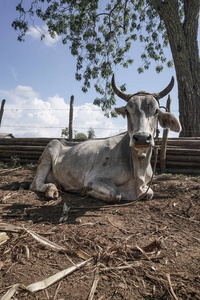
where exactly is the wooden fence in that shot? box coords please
[153,137,200,174]
[0,137,200,174]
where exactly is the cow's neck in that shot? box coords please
[111,133,153,198]
[118,133,152,174]
[131,147,152,175]
[129,137,153,194]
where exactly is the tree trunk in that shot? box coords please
[153,0,200,137]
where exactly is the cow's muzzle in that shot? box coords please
[131,133,153,150]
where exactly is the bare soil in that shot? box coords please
[0,164,200,300]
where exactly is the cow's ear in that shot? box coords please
[115,106,127,118]
[158,110,181,132]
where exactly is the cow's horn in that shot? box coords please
[153,76,175,100]
[111,74,131,102]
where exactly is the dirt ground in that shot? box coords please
[0,163,200,300]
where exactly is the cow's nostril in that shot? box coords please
[133,135,139,142]
[133,134,152,146]
[147,134,152,142]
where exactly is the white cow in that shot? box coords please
[30,75,181,202]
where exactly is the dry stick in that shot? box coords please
[107,217,131,234]
[0,166,22,175]
[44,288,50,299]
[166,212,200,223]
[88,266,100,300]
[53,281,62,300]
[100,262,142,271]
[193,236,200,243]
[135,246,152,262]
[0,203,43,207]
[166,273,179,300]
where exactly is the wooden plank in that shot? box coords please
[0,145,45,151]
[168,137,200,140]
[165,148,200,155]
[0,157,38,164]
[164,140,200,147]
[0,138,53,146]
[163,168,200,174]
[0,138,84,146]
[0,137,200,172]
[69,95,74,141]
[166,154,200,162]
[157,137,200,142]
[0,99,6,127]
[166,160,200,167]
[156,138,200,145]
[0,151,42,157]
[160,95,171,172]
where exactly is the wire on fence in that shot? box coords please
[4,108,102,111]
[4,108,180,113]
[1,125,125,131]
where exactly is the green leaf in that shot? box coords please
[137,67,144,74]
[12,0,173,116]
[155,65,164,73]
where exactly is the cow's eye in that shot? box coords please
[154,109,159,115]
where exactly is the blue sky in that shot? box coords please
[0,1,198,138]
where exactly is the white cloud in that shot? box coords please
[73,103,125,138]
[2,86,40,104]
[0,86,126,138]
[26,25,61,47]
[0,85,178,138]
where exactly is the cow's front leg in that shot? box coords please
[85,178,121,203]
[30,157,59,199]
[30,140,62,199]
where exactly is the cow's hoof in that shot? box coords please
[142,188,153,200]
[104,194,121,203]
[45,185,59,199]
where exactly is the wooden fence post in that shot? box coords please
[160,95,171,173]
[0,99,6,128]
[69,95,74,141]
